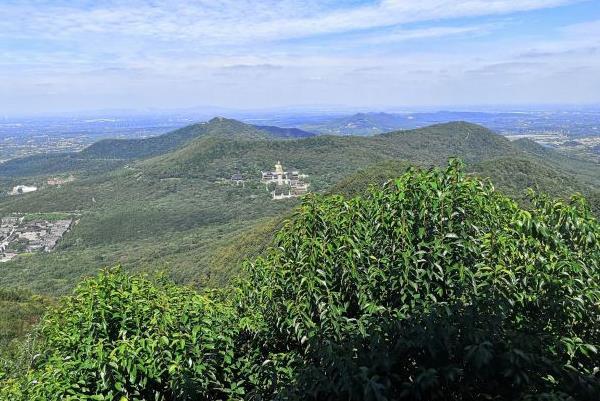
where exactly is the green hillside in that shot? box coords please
[0,118,312,179]
[0,120,518,215]
[0,288,52,377]
[252,124,316,138]
[209,156,600,281]
[0,153,124,180]
[0,288,49,347]
[512,138,600,188]
[80,117,275,160]
[1,120,600,393]
[140,121,520,186]
[0,120,599,298]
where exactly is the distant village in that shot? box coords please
[224,160,310,200]
[1,162,305,264]
[0,216,73,262]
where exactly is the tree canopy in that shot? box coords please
[2,161,598,400]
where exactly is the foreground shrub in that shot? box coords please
[244,160,600,400]
[0,269,247,401]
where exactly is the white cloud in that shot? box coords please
[560,18,600,35]
[1,0,598,112]
[515,18,600,60]
[0,0,581,44]
[352,25,494,45]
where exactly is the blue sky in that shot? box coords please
[1,0,599,115]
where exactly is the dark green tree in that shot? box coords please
[243,160,600,400]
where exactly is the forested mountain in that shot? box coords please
[298,111,518,135]
[512,138,600,188]
[301,112,412,135]
[0,118,315,178]
[1,120,599,298]
[0,153,125,179]
[80,117,278,159]
[4,0,599,396]
[251,124,316,138]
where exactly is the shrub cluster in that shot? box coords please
[2,161,598,400]
[1,273,248,400]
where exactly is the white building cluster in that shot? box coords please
[9,185,38,196]
[0,217,73,262]
[261,161,309,200]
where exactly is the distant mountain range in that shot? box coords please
[300,112,413,136]
[1,117,598,298]
[299,111,528,136]
[298,110,600,137]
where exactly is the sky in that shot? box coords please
[1,0,599,115]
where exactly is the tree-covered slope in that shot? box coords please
[471,157,600,214]
[242,161,600,400]
[0,288,49,349]
[0,118,310,178]
[0,153,125,179]
[1,121,599,296]
[0,121,515,214]
[512,138,600,188]
[301,111,413,135]
[0,288,52,379]
[80,117,275,160]
[207,156,600,286]
[140,121,520,184]
[2,163,598,400]
[252,125,316,138]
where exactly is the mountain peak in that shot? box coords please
[427,121,491,130]
[204,117,316,139]
[208,116,232,124]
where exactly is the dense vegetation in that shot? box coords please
[251,125,316,139]
[80,118,277,160]
[0,288,51,378]
[2,162,598,400]
[0,152,125,179]
[1,120,599,390]
[3,120,600,298]
[0,118,314,179]
[301,112,415,135]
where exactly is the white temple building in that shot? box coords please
[261,161,309,199]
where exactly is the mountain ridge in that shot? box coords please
[1,120,599,297]
[0,118,315,178]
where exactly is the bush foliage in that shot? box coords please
[2,161,598,400]
[0,272,248,400]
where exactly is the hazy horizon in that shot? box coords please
[3,103,600,120]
